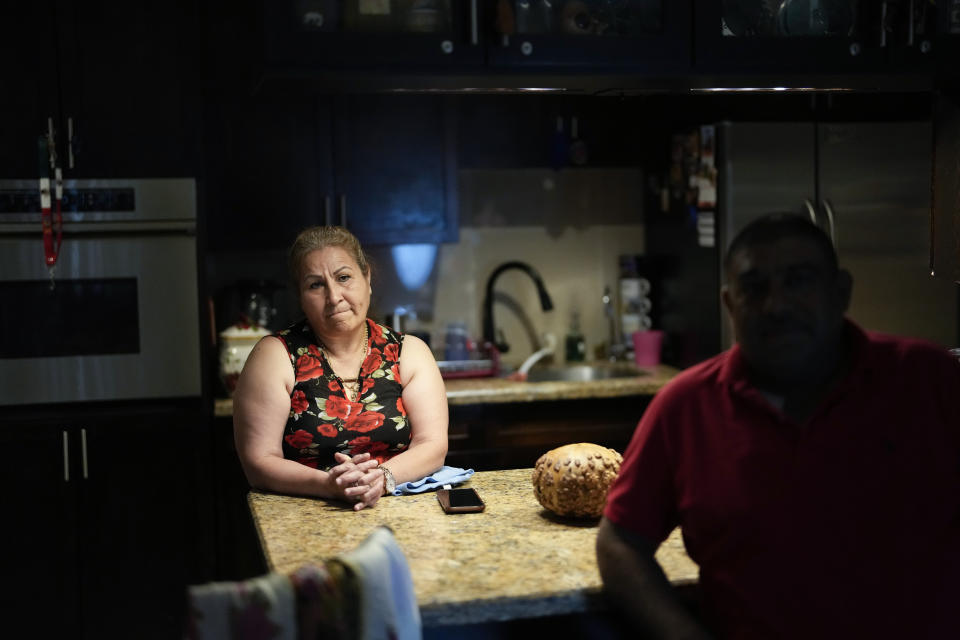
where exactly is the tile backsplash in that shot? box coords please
[368,168,646,366]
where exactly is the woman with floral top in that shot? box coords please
[234,226,448,510]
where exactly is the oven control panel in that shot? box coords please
[0,187,135,215]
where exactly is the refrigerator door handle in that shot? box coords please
[803,199,819,226]
[821,199,837,253]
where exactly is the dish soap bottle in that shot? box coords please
[565,311,586,363]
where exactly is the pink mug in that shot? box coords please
[632,330,664,368]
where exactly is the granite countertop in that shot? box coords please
[216,363,678,416]
[443,364,678,405]
[247,467,698,627]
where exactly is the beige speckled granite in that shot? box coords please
[215,364,678,416]
[248,467,698,626]
[444,364,678,405]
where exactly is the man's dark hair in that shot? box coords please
[724,212,839,276]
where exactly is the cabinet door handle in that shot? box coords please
[907,0,915,46]
[81,427,89,480]
[821,199,837,253]
[470,0,478,46]
[46,117,56,169]
[339,194,347,228]
[67,117,75,169]
[62,430,70,483]
[803,199,818,226]
[880,1,888,48]
[324,195,332,226]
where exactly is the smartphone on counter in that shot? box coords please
[437,488,485,514]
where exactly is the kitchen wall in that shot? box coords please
[367,167,646,367]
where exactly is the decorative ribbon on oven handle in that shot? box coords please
[39,117,64,289]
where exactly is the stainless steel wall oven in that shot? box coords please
[0,178,201,405]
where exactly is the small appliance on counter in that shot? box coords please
[211,279,285,396]
[215,279,283,333]
[218,323,271,396]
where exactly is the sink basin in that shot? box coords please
[524,363,647,383]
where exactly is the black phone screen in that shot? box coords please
[448,488,484,507]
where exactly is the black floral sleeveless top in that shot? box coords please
[274,318,410,471]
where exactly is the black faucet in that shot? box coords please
[482,261,554,354]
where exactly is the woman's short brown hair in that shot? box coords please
[287,226,371,295]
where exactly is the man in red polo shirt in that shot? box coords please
[597,213,960,639]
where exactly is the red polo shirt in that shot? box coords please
[605,322,960,639]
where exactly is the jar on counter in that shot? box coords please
[218,324,271,396]
[443,322,470,361]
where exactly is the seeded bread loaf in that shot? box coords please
[531,443,623,518]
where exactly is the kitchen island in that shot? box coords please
[247,467,698,627]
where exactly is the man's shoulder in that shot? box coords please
[654,351,730,404]
[862,330,957,369]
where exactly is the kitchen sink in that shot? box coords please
[524,363,647,383]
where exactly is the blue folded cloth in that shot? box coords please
[391,466,474,496]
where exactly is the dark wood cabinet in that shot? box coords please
[204,93,458,250]
[332,94,458,245]
[203,94,333,251]
[258,1,690,74]
[0,0,198,180]
[0,3,59,180]
[232,1,957,90]
[57,0,200,178]
[446,396,649,471]
[211,415,269,581]
[262,0,484,70]
[0,403,211,639]
[488,0,690,72]
[0,422,78,636]
[692,0,937,76]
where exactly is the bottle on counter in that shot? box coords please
[565,311,586,363]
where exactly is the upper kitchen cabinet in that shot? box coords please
[488,0,690,72]
[204,93,457,251]
[262,0,485,69]
[0,3,58,180]
[0,1,198,180]
[694,0,937,77]
[203,94,333,251]
[242,0,955,88]
[331,94,458,245]
[939,3,960,81]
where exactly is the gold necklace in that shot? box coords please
[320,321,369,402]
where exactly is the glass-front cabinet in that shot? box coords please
[488,0,690,71]
[695,0,938,74]
[258,1,948,81]
[263,0,484,68]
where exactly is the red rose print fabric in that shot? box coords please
[275,318,411,469]
[290,390,309,415]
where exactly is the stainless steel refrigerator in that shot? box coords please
[717,120,959,349]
